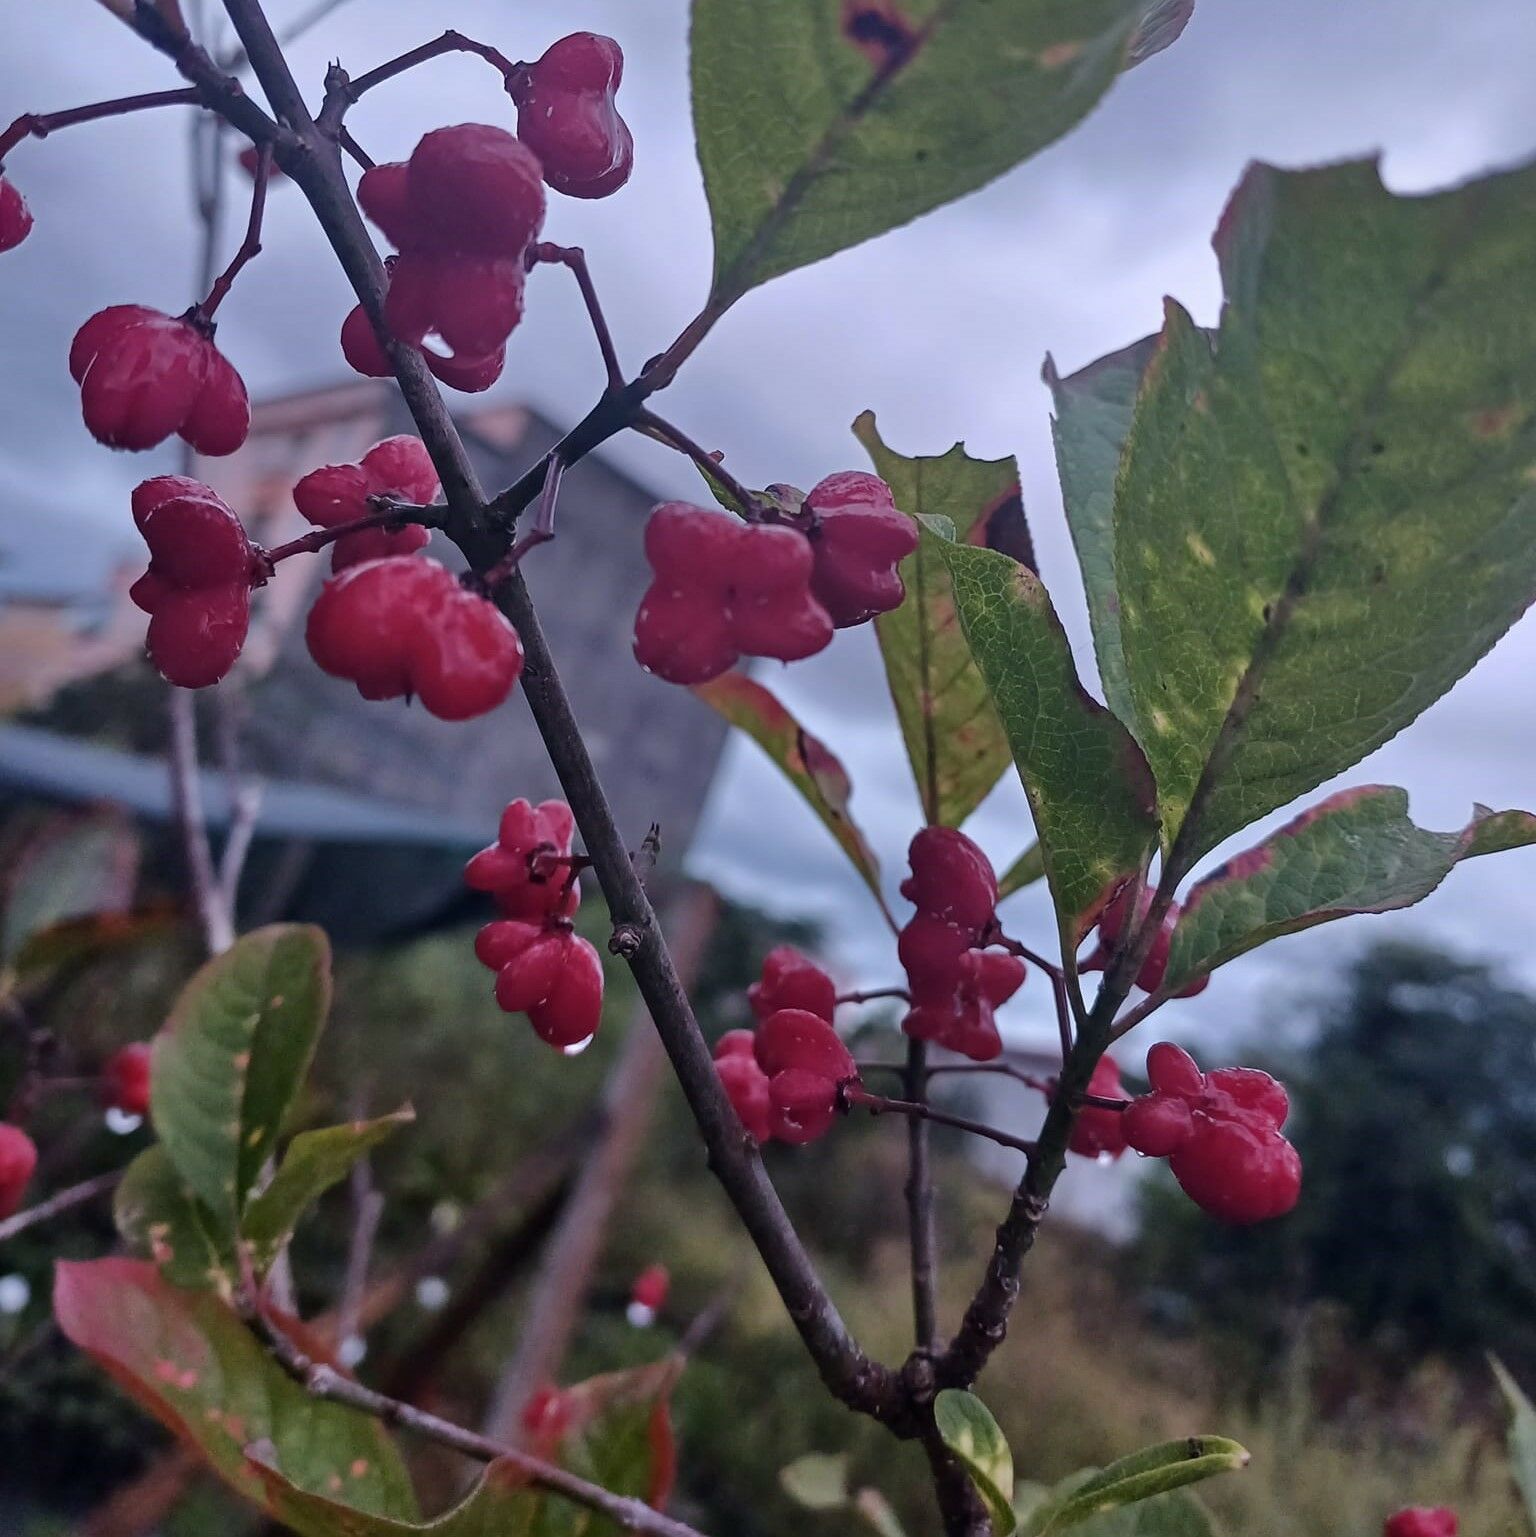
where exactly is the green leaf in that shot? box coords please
[925,524,1158,936]
[1,808,140,967]
[1115,156,1536,865]
[1044,337,1160,728]
[690,0,1192,305]
[114,1146,237,1295]
[782,1452,851,1510]
[1042,1493,1216,1537]
[934,1389,1016,1536]
[854,411,1020,827]
[151,925,332,1230]
[241,1110,413,1276]
[53,1258,417,1526]
[1026,1439,1247,1535]
[1492,1356,1536,1536]
[693,672,887,911]
[1165,788,1536,991]
[998,841,1046,900]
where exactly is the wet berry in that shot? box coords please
[511,33,633,199]
[1065,1056,1128,1159]
[748,945,837,1023]
[293,435,439,570]
[0,174,33,252]
[0,1124,37,1220]
[101,1043,153,1119]
[804,472,916,627]
[465,799,581,922]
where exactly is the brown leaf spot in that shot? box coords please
[842,0,919,73]
[1469,403,1525,439]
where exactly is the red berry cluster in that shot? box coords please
[0,173,33,252]
[467,800,604,1048]
[100,1043,153,1119]
[0,1123,37,1220]
[897,828,1025,1061]
[306,556,523,720]
[510,33,634,199]
[1384,1510,1458,1537]
[70,305,249,455]
[129,476,264,689]
[633,473,915,686]
[1122,1042,1301,1224]
[1080,882,1208,998]
[292,435,439,570]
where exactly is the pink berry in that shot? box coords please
[900,826,998,936]
[306,557,523,721]
[528,935,604,1048]
[631,1263,669,1312]
[715,1044,774,1143]
[804,472,916,627]
[129,477,261,689]
[70,305,249,455]
[293,435,438,570]
[0,174,34,252]
[1066,1056,1127,1159]
[340,303,394,378]
[748,946,836,1023]
[1384,1510,1458,1537]
[101,1043,153,1118]
[465,799,581,923]
[0,1124,37,1220]
[511,33,634,199]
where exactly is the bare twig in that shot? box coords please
[844,1086,1037,1160]
[837,986,911,1007]
[528,243,624,390]
[0,1170,123,1243]
[634,409,757,514]
[249,1307,709,1537]
[0,89,201,163]
[167,691,234,955]
[904,1040,939,1350]
[317,29,518,131]
[195,138,269,319]
[481,455,564,590]
[263,503,444,564]
[335,1101,384,1350]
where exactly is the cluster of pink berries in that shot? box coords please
[898,828,1025,1061]
[346,33,631,392]
[633,473,917,685]
[1069,1043,1301,1225]
[713,947,859,1144]
[467,799,605,1049]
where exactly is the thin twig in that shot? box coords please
[263,503,444,564]
[633,409,756,514]
[248,1307,709,1537]
[0,89,202,162]
[837,987,911,1006]
[195,139,269,319]
[528,243,624,390]
[904,1040,939,1351]
[318,29,518,131]
[844,1086,1037,1160]
[167,690,234,954]
[481,456,563,591]
[0,1170,123,1243]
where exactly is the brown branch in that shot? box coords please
[634,409,756,514]
[0,1169,123,1243]
[0,89,201,163]
[528,243,624,390]
[317,28,518,131]
[837,986,911,1006]
[262,502,444,564]
[194,137,270,319]
[844,1086,1037,1160]
[903,1040,939,1351]
[212,0,903,1430]
[249,1308,709,1537]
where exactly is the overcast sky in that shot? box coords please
[3,0,1535,1071]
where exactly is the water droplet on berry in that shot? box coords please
[104,1107,143,1136]
[625,1301,656,1328]
[561,1034,596,1057]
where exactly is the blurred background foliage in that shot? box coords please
[0,867,1531,1536]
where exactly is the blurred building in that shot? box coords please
[0,381,730,940]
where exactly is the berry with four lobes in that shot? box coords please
[901,826,998,937]
[307,556,524,721]
[748,945,836,1023]
[340,302,507,393]
[465,798,581,921]
[903,947,1024,1062]
[1064,1055,1128,1159]
[129,476,263,689]
[1122,1042,1301,1224]
[510,33,633,199]
[1080,883,1209,998]
[475,919,605,1047]
[70,305,249,455]
[714,1030,775,1143]
[359,126,543,368]
[803,472,917,628]
[521,1383,574,1456]
[292,435,439,571]
[630,1263,669,1313]
[755,1007,860,1144]
[632,503,833,685]
[0,174,33,252]
[100,1042,153,1119]
[0,1123,37,1220]
[1384,1510,1458,1537]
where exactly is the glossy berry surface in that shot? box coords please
[804,472,917,627]
[101,1042,153,1118]
[633,503,834,684]
[474,918,604,1048]
[748,945,836,1023]
[511,33,634,199]
[0,1123,37,1220]
[631,1263,669,1313]
[901,826,998,937]
[465,799,581,922]
[1383,1509,1458,1537]
[293,435,439,570]
[358,125,542,364]
[306,556,523,721]
[0,175,33,252]
[754,1008,859,1145]
[129,476,261,689]
[1066,1056,1128,1159]
[1123,1042,1301,1224]
[902,946,1024,1062]
[70,305,249,455]
[714,1031,774,1143]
